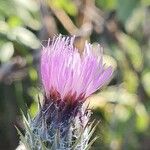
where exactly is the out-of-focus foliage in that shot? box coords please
[0,0,150,150]
[51,0,77,16]
[0,0,41,149]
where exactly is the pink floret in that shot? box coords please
[41,35,113,103]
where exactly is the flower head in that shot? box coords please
[18,35,113,150]
[41,35,113,105]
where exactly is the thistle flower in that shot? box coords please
[17,35,113,150]
[41,35,112,106]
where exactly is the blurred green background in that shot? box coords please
[0,0,150,149]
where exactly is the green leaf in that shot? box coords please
[142,71,150,97]
[0,0,16,16]
[14,0,41,30]
[8,27,40,49]
[96,0,117,10]
[29,67,38,81]
[123,69,139,93]
[141,0,150,6]
[29,102,38,118]
[14,0,39,12]
[7,16,23,28]
[118,33,143,71]
[135,103,149,132]
[117,0,139,23]
[0,21,9,34]
[51,0,77,16]
[0,42,14,62]
[125,7,144,33]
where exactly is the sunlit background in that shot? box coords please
[0,0,150,149]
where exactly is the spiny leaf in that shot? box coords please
[39,138,48,150]
[27,111,32,124]
[87,120,96,133]
[84,136,99,150]
[87,121,99,141]
[71,122,89,150]
[15,126,32,150]
[20,110,34,146]
[21,110,32,136]
[51,128,60,150]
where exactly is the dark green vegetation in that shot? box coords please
[0,0,150,149]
